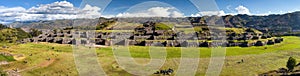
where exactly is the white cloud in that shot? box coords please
[78,4,102,18]
[0,7,26,13]
[116,7,184,18]
[27,1,77,14]
[0,1,102,24]
[235,5,251,14]
[0,6,27,24]
[189,5,251,17]
[190,10,226,17]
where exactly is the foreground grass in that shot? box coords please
[0,55,15,62]
[0,36,299,76]
[97,36,300,58]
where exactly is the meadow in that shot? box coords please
[0,36,300,76]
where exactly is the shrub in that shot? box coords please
[286,57,296,71]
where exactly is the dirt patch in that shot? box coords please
[13,54,25,61]
[0,61,9,65]
[39,59,55,67]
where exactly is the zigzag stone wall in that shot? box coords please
[21,30,284,47]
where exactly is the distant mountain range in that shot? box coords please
[7,11,300,33]
[221,11,300,32]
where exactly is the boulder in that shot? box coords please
[46,38,55,43]
[199,41,210,47]
[239,42,251,47]
[62,38,73,44]
[95,39,105,45]
[188,41,198,47]
[252,36,259,40]
[54,38,63,44]
[267,40,275,45]
[274,38,282,43]
[80,39,87,44]
[227,41,236,47]
[254,41,265,46]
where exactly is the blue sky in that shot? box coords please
[1,0,300,15]
[1,0,300,23]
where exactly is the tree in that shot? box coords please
[286,57,296,72]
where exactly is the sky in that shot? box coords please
[1,0,300,23]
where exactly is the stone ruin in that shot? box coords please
[20,22,284,47]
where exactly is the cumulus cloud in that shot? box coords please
[0,7,26,13]
[78,4,102,18]
[190,10,226,17]
[116,7,184,18]
[0,6,27,24]
[189,5,251,17]
[27,1,77,14]
[0,1,102,24]
[235,5,251,14]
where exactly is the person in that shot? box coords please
[154,71,159,74]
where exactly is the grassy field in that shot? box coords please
[0,36,300,76]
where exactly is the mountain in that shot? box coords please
[187,12,300,33]
[7,11,300,33]
[9,19,98,29]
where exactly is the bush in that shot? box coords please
[286,57,296,71]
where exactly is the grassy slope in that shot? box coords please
[0,36,299,76]
[0,43,77,76]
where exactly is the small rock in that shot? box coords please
[2,46,7,48]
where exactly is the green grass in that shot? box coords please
[0,42,77,76]
[96,36,300,58]
[0,55,15,62]
[155,23,172,30]
[1,36,300,76]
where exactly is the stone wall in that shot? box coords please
[21,29,284,47]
